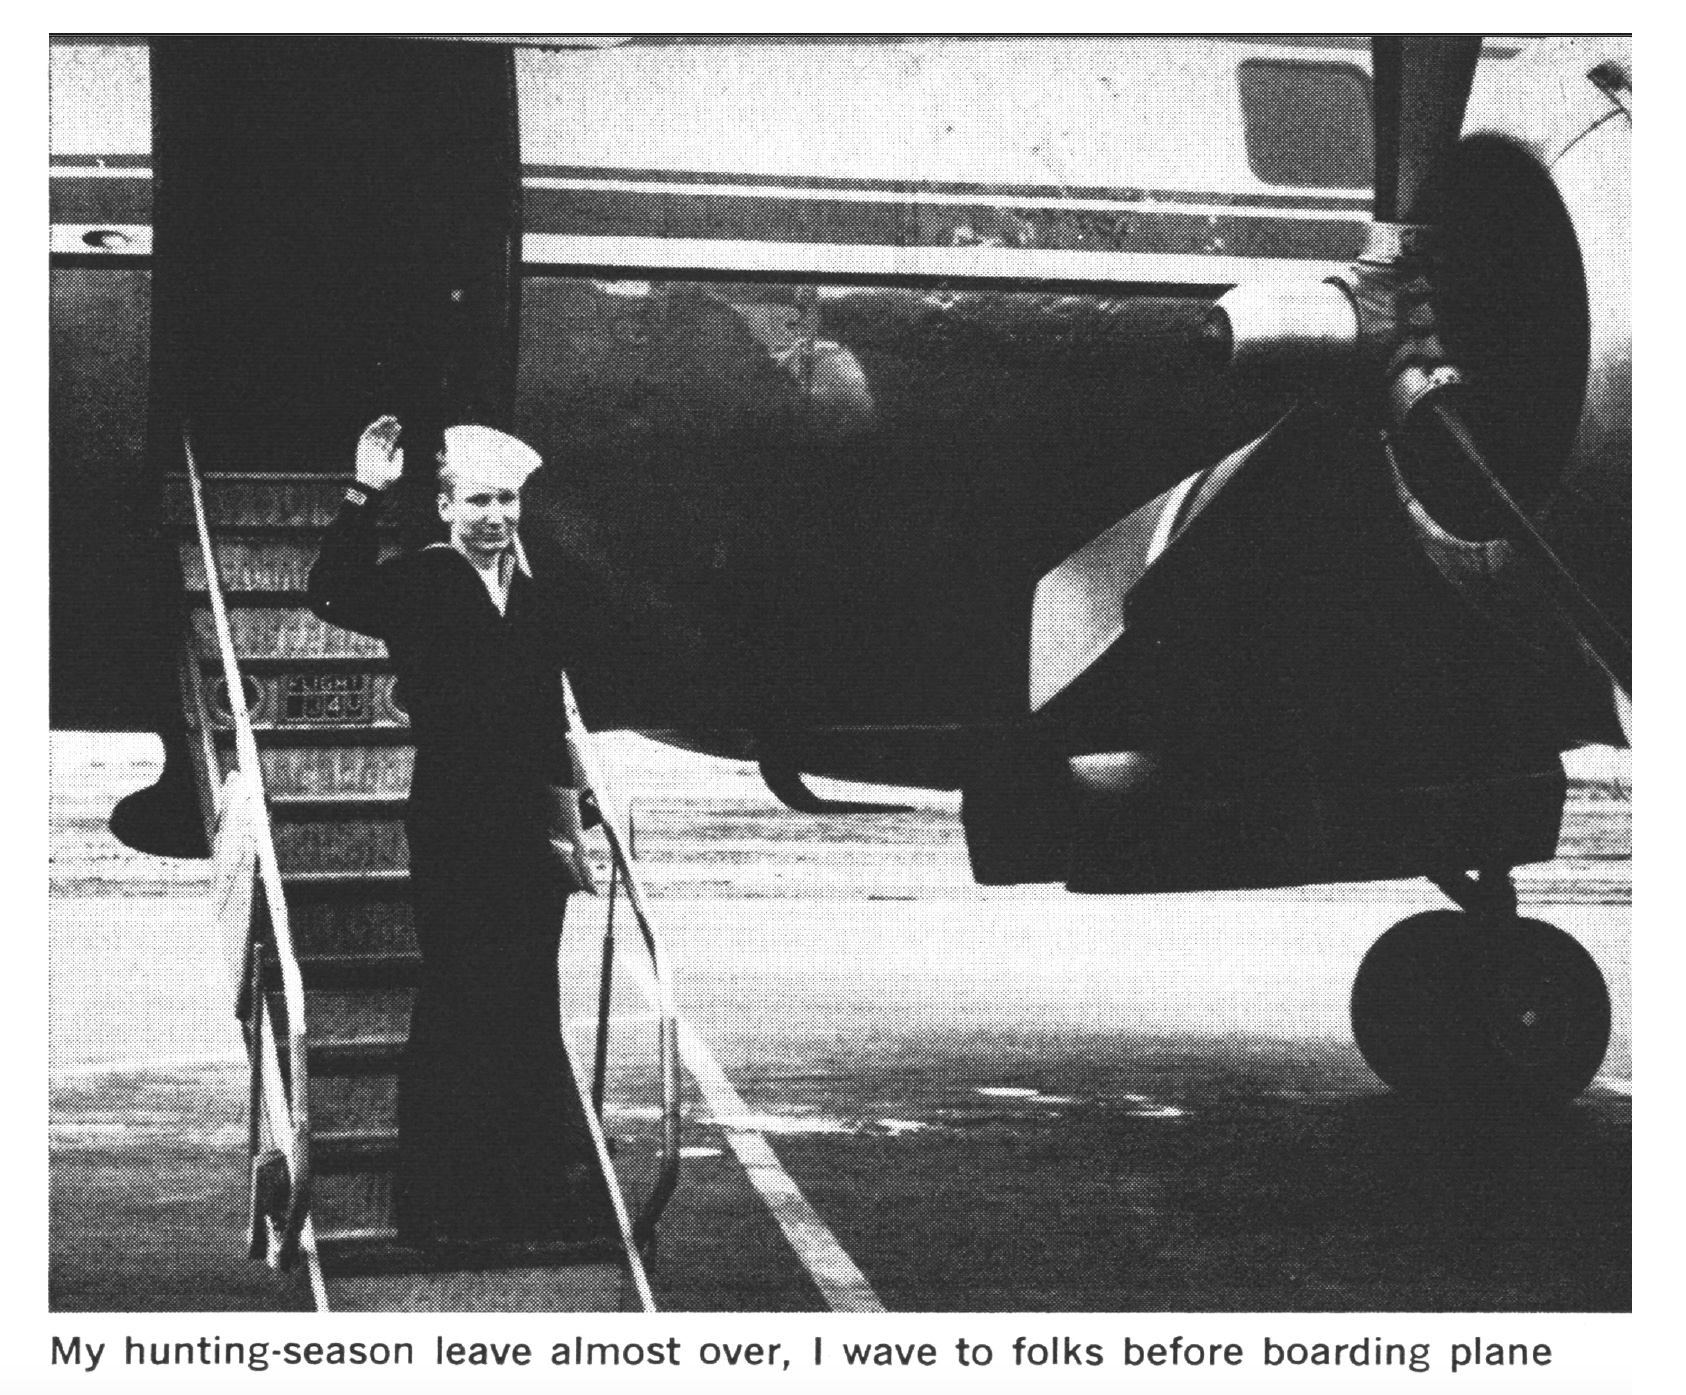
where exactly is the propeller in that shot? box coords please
[1030,36,1630,718]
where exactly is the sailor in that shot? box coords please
[308,415,601,1243]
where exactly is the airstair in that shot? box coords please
[167,436,681,1311]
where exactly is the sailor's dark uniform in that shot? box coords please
[308,489,595,1241]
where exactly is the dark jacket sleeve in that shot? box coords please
[306,490,401,640]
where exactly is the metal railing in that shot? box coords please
[183,431,314,1271]
[562,675,682,1253]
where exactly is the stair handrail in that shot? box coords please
[560,675,682,1249]
[183,430,313,1266]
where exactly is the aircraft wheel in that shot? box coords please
[1350,910,1610,1105]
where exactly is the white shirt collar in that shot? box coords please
[508,532,533,580]
[425,533,531,615]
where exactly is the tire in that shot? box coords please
[1351,910,1611,1106]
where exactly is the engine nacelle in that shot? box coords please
[1201,40,1629,741]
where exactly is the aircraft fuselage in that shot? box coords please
[51,36,1616,787]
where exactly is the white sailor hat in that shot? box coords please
[438,424,543,492]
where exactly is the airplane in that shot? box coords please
[50,35,1629,1304]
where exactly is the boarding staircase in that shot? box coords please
[166,437,680,1311]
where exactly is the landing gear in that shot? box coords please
[1350,871,1610,1106]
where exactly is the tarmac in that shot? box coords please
[48,733,1631,1312]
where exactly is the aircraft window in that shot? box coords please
[1237,58,1372,189]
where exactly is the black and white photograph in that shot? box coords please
[47,29,1631,1350]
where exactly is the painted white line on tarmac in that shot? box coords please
[616,952,885,1313]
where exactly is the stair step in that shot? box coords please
[314,1128,399,1174]
[213,723,412,747]
[308,1072,399,1138]
[284,869,411,899]
[190,608,386,662]
[310,1036,406,1077]
[315,1228,624,1278]
[261,744,414,799]
[272,793,408,819]
[191,589,312,608]
[290,899,418,959]
[299,951,423,990]
[308,1165,394,1232]
[165,473,403,530]
[181,535,401,593]
[272,820,407,877]
[305,989,414,1046]
[217,654,393,673]
[201,675,407,734]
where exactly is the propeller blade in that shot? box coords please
[1029,476,1200,713]
[1371,37,1481,223]
[1422,400,1631,696]
[1029,414,1293,712]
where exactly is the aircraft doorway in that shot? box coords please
[148,37,521,475]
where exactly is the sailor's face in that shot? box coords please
[439,476,521,557]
